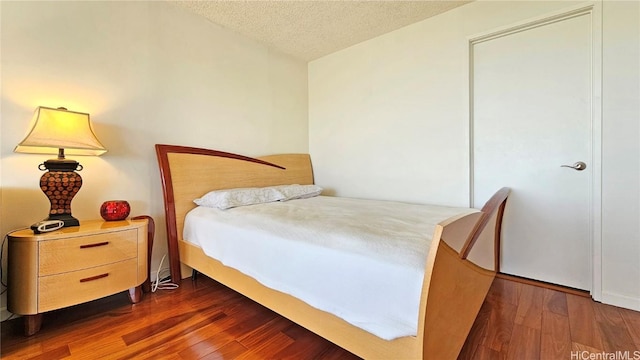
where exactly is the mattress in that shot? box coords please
[183,195,475,340]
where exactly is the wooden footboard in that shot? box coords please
[155,144,509,360]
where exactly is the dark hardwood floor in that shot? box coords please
[2,275,639,359]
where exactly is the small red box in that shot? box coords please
[100,200,131,221]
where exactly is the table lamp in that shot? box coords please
[14,106,107,227]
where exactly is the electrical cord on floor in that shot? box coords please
[152,254,179,292]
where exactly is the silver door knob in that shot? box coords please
[561,161,587,171]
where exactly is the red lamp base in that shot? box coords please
[40,169,82,228]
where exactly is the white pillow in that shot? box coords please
[274,184,323,201]
[194,187,285,210]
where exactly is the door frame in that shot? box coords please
[467,2,603,299]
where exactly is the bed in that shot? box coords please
[155,144,510,360]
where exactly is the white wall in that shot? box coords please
[601,0,640,310]
[0,1,308,320]
[309,1,640,310]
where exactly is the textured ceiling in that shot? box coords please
[172,1,472,61]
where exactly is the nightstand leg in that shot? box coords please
[24,314,43,336]
[132,215,155,293]
[128,286,143,303]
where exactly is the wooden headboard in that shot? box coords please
[155,144,314,280]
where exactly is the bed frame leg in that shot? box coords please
[192,269,199,281]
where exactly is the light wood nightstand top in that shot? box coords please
[8,219,147,241]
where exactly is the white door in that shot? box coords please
[472,8,599,291]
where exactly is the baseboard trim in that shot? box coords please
[601,291,640,312]
[496,272,591,298]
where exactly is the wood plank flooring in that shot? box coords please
[459,278,640,359]
[2,275,639,359]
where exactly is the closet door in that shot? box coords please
[472,6,600,291]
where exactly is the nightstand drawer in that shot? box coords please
[38,258,138,312]
[39,229,138,276]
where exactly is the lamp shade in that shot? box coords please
[14,106,107,156]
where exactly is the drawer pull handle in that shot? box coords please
[80,241,109,249]
[80,273,109,283]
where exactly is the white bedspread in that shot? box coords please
[183,196,475,340]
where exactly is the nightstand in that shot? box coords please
[7,218,149,336]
